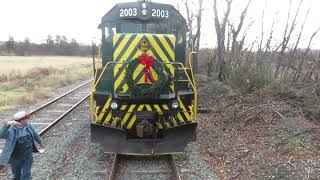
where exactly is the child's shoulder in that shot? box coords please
[7,126,17,132]
[26,123,35,129]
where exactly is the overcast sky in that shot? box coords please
[0,0,319,49]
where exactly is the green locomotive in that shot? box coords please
[90,0,197,155]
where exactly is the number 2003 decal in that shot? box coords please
[152,9,169,18]
[120,8,138,17]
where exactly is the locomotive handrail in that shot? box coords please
[90,61,198,121]
[188,52,198,119]
[97,46,102,68]
[188,52,197,88]
[90,62,112,121]
[162,62,198,120]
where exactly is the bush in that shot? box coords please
[226,63,273,93]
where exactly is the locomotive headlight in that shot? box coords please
[142,9,148,16]
[171,100,179,109]
[142,2,147,9]
[111,101,118,110]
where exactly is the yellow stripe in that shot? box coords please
[122,84,129,93]
[95,106,100,113]
[145,105,153,111]
[103,112,112,124]
[153,105,162,114]
[114,50,141,92]
[172,117,178,126]
[150,66,159,80]
[120,105,127,110]
[114,34,132,60]
[159,35,175,61]
[144,104,163,129]
[121,105,136,127]
[97,98,112,122]
[113,34,120,46]
[146,35,174,75]
[119,34,143,63]
[127,105,144,129]
[168,35,175,47]
[111,117,120,127]
[153,105,170,128]
[162,104,169,110]
[133,64,145,80]
[146,35,175,92]
[177,113,186,123]
[113,35,142,79]
[178,98,191,121]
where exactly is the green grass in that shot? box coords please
[0,56,92,114]
[287,137,310,151]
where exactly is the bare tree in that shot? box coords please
[213,0,232,81]
[230,0,251,55]
[258,10,265,52]
[274,0,303,78]
[264,19,276,53]
[182,0,204,72]
[295,26,320,80]
[290,8,310,56]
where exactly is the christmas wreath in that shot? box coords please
[125,52,170,96]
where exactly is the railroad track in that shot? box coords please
[0,79,92,175]
[109,154,182,180]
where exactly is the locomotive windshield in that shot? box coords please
[105,21,172,34]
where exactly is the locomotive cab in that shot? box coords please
[90,0,197,154]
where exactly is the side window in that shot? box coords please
[174,28,183,44]
[105,25,116,42]
[112,27,117,34]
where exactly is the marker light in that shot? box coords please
[171,101,179,109]
[142,2,147,9]
[111,102,118,110]
[142,10,148,16]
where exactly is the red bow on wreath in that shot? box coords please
[139,52,156,83]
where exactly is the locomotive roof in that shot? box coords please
[99,1,186,29]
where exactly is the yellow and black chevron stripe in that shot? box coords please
[113,33,175,93]
[94,98,193,130]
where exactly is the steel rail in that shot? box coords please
[0,80,92,175]
[108,154,182,180]
[28,79,92,115]
[108,154,118,180]
[39,94,89,135]
[0,94,90,174]
[170,154,182,180]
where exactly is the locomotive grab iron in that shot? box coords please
[90,0,197,155]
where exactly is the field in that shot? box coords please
[0,56,91,74]
[0,56,92,114]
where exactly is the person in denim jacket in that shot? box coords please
[0,111,45,180]
[0,120,22,137]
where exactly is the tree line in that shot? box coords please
[178,0,320,84]
[1,35,92,56]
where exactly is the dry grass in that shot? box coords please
[0,56,92,114]
[196,76,320,179]
[0,56,91,74]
